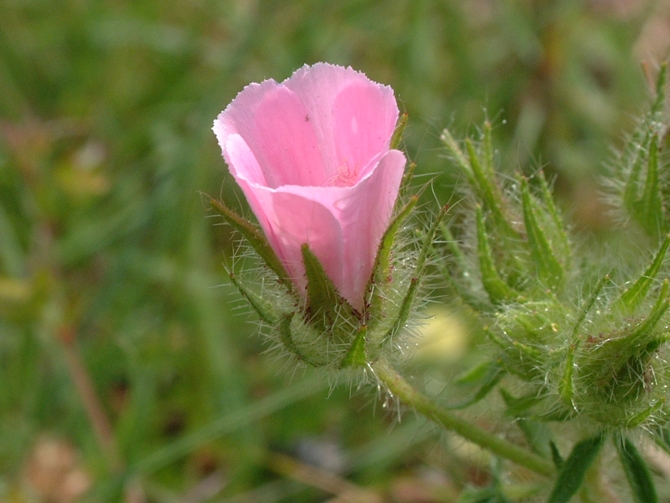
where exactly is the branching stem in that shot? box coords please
[371,358,555,477]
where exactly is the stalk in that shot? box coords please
[371,359,555,477]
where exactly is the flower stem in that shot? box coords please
[371,359,555,477]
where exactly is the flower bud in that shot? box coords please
[212,63,433,369]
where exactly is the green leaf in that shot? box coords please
[615,435,658,503]
[520,176,564,291]
[210,198,293,292]
[447,361,505,409]
[617,235,670,311]
[550,442,564,469]
[499,388,545,417]
[515,418,552,458]
[457,486,512,503]
[546,434,606,503]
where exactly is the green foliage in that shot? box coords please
[546,434,605,503]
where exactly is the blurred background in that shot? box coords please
[0,0,668,501]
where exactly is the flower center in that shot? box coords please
[323,162,359,187]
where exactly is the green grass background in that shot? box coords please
[0,0,663,501]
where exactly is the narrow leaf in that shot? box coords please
[550,442,564,469]
[546,434,606,503]
[447,361,505,409]
[616,435,658,503]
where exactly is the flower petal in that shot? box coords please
[333,80,399,181]
[278,149,406,308]
[284,63,398,182]
[214,80,324,188]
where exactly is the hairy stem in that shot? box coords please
[371,359,555,477]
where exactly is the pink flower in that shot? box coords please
[213,63,406,311]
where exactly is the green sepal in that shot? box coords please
[627,279,670,346]
[301,244,358,334]
[625,398,665,428]
[382,205,448,343]
[390,112,408,150]
[439,222,490,311]
[651,62,668,116]
[546,433,606,503]
[441,127,472,177]
[622,64,668,239]
[583,280,669,407]
[400,162,417,197]
[537,171,571,269]
[226,269,278,325]
[617,235,670,311]
[341,325,368,368]
[520,176,564,291]
[210,198,293,292]
[638,137,666,237]
[466,138,513,237]
[279,313,312,365]
[615,435,658,503]
[560,274,611,407]
[486,327,544,379]
[476,206,520,304]
[482,120,496,180]
[367,195,418,320]
[558,345,576,409]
